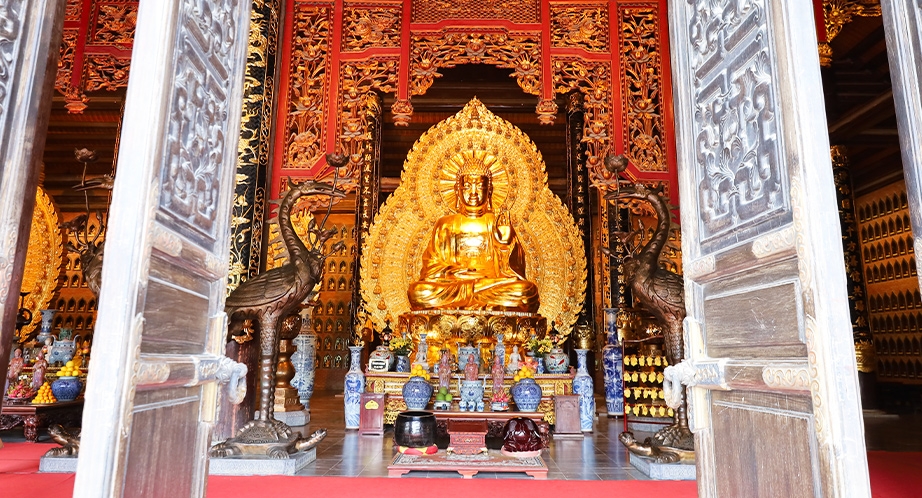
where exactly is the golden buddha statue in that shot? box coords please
[360,99,587,367]
[408,160,539,313]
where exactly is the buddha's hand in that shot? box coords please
[495,211,513,244]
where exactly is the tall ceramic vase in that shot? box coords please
[37,309,56,343]
[573,349,595,432]
[602,308,624,416]
[291,331,316,412]
[344,345,365,429]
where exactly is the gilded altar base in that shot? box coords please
[396,309,547,367]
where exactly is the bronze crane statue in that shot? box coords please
[211,177,343,458]
[605,183,694,463]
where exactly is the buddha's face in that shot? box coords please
[459,174,489,211]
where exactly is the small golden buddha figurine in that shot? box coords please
[407,159,539,313]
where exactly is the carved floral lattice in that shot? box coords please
[336,59,398,187]
[56,30,79,93]
[342,6,401,52]
[550,4,609,52]
[56,0,137,112]
[686,0,786,244]
[553,58,612,187]
[284,5,332,170]
[159,0,243,238]
[91,3,137,48]
[619,6,666,172]
[411,0,539,24]
[409,31,542,97]
[65,0,81,20]
[84,54,130,92]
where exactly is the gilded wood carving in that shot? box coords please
[411,0,540,24]
[284,4,331,171]
[619,6,667,172]
[409,31,542,97]
[17,187,65,343]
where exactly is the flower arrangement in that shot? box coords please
[524,336,554,355]
[388,334,412,356]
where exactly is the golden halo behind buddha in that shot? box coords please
[360,98,586,337]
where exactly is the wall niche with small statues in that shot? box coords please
[856,180,922,383]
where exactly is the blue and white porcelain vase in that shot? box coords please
[535,356,545,374]
[494,333,505,368]
[544,347,569,374]
[402,375,433,410]
[51,376,81,402]
[601,308,624,416]
[395,355,410,372]
[36,309,56,343]
[460,379,484,411]
[511,377,542,411]
[343,345,365,429]
[290,331,316,411]
[572,349,595,431]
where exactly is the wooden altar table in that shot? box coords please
[0,399,83,442]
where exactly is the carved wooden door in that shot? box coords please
[0,1,63,404]
[73,1,252,496]
[881,3,922,293]
[668,1,870,496]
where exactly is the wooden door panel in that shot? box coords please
[669,1,870,495]
[74,0,252,495]
[882,2,922,293]
[0,0,64,394]
[712,391,818,498]
[124,387,203,498]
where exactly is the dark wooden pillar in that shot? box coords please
[565,91,594,327]
[352,92,383,342]
[831,145,877,408]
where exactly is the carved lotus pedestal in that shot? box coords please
[396,310,547,368]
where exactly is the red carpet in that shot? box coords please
[0,443,917,496]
